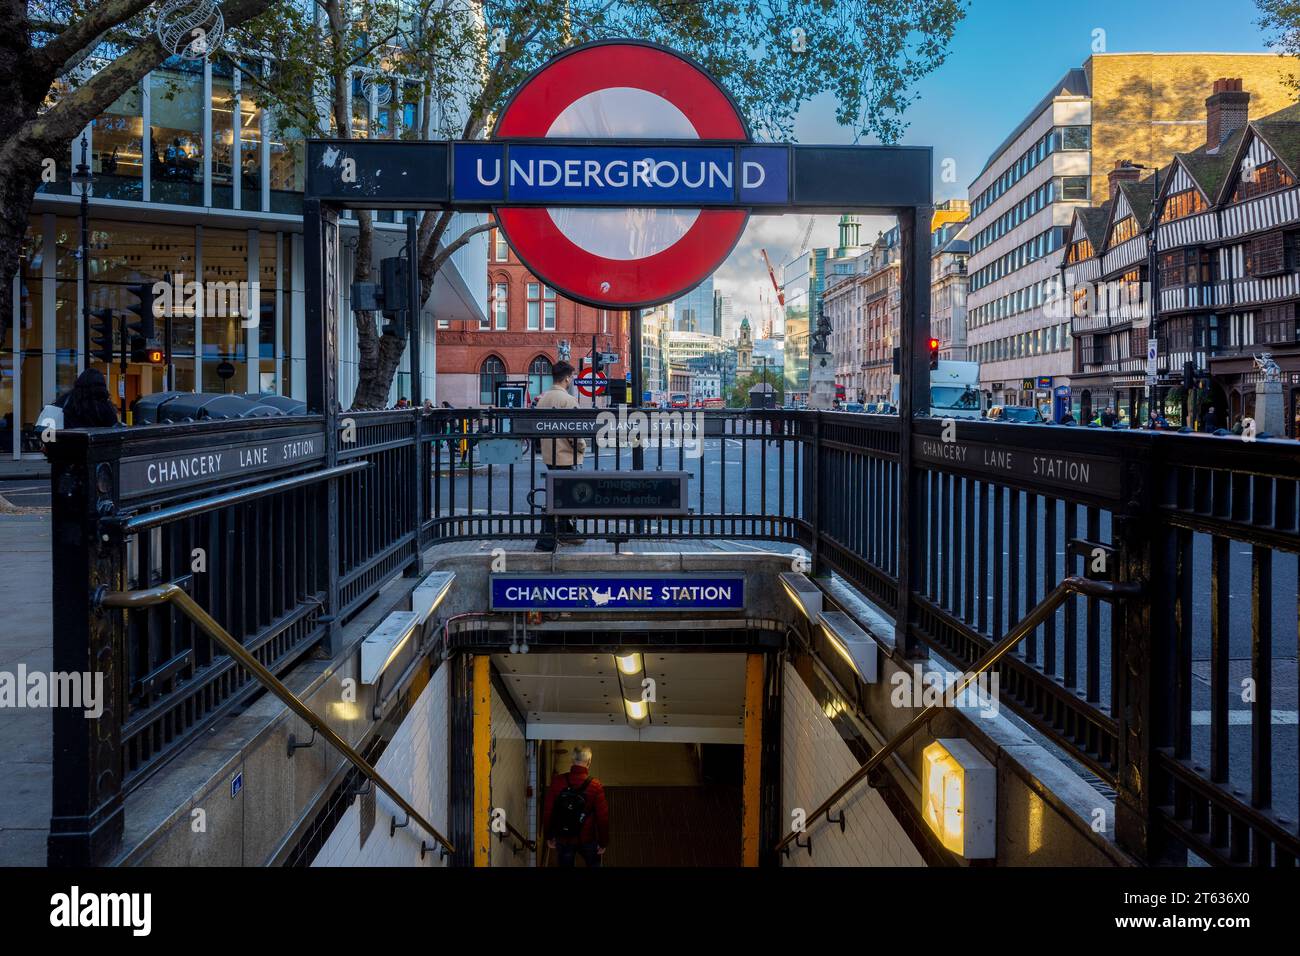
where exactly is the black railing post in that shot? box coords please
[808,414,822,575]
[895,203,932,658]
[305,198,343,652]
[1112,446,1179,863]
[46,435,126,865]
[408,217,427,573]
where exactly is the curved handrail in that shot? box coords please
[773,575,1142,856]
[99,584,456,858]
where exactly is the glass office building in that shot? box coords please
[4,55,485,470]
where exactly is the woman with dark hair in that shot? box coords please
[61,368,119,429]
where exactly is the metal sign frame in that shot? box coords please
[545,469,690,516]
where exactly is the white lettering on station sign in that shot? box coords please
[119,432,325,498]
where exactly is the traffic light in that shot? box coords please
[379,256,410,339]
[125,282,157,341]
[928,337,940,370]
[1183,360,1195,392]
[90,307,115,364]
[592,351,604,375]
[134,340,165,365]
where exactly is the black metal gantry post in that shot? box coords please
[894,203,933,658]
[303,198,343,652]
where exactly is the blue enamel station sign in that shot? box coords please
[489,573,745,612]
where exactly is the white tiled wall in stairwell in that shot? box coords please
[781,663,926,868]
[490,685,531,867]
[312,666,451,867]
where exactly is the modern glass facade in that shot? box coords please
[7,54,486,467]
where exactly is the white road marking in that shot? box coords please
[1190,710,1298,726]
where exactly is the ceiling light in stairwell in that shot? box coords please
[624,697,649,725]
[616,652,644,676]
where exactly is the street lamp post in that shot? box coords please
[1128,162,1162,426]
[72,133,94,373]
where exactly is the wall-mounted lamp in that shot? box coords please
[411,570,454,624]
[922,738,996,859]
[816,610,879,684]
[361,611,420,686]
[780,571,822,620]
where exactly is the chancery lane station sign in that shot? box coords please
[490,573,746,612]
[119,429,325,499]
[912,433,1121,499]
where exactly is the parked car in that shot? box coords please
[987,404,1045,424]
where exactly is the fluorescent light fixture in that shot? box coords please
[623,697,648,725]
[780,572,822,620]
[816,611,879,683]
[411,571,454,625]
[922,738,996,859]
[615,652,644,676]
[360,611,419,685]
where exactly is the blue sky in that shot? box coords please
[715,0,1292,335]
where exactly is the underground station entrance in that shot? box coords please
[44,41,1298,874]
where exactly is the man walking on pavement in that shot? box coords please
[535,361,586,552]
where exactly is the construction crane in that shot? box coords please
[760,248,785,307]
[759,215,816,310]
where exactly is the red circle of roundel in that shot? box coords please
[493,42,749,310]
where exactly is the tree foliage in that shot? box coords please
[236,0,967,408]
[1,0,279,349]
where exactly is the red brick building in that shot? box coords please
[435,224,631,406]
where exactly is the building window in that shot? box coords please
[489,281,507,330]
[1233,159,1296,202]
[543,285,556,330]
[528,354,553,399]
[1110,215,1139,246]
[494,228,508,261]
[526,282,540,330]
[1058,176,1089,201]
[479,355,506,404]
[1164,188,1207,221]
[1058,126,1090,151]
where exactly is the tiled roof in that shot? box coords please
[1075,206,1111,247]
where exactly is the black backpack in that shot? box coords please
[551,776,592,838]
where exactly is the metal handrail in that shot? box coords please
[495,818,536,854]
[772,575,1142,856]
[98,584,456,858]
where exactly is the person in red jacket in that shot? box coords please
[542,745,610,867]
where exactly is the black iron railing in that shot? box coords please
[46,406,1300,866]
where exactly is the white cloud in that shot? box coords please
[711,213,896,339]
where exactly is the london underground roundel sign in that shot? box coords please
[487,41,752,310]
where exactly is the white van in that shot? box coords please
[929,361,985,419]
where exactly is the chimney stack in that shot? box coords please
[1206,78,1250,150]
[1108,160,1141,200]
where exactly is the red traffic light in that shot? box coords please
[928,338,940,351]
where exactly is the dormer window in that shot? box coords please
[1163,188,1207,221]
[1110,215,1140,246]
[1233,159,1295,202]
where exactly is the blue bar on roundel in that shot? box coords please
[453,143,508,202]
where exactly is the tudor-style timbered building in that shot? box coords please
[1061,81,1300,435]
